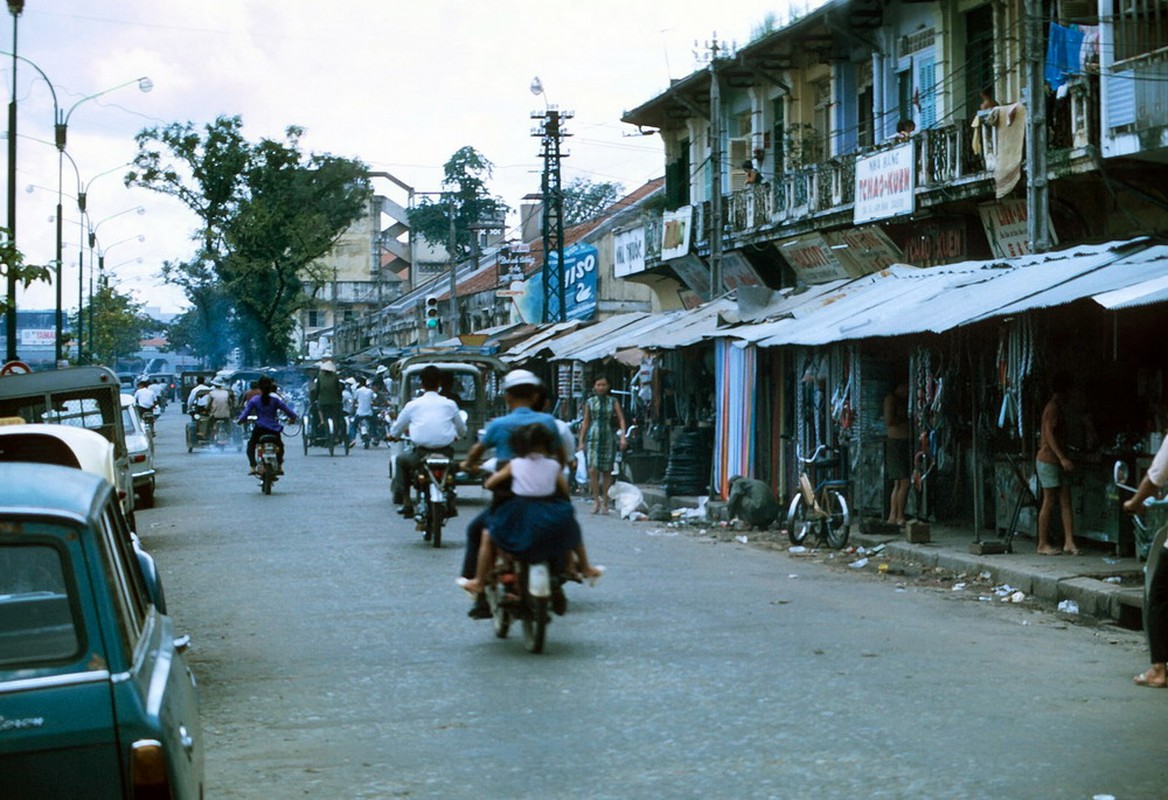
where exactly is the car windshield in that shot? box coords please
[121,406,142,436]
[0,530,83,667]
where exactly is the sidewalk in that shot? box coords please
[637,486,1146,627]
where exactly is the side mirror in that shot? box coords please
[1113,460,1129,486]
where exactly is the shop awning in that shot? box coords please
[717,238,1168,347]
[538,312,655,360]
[499,320,585,363]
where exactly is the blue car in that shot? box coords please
[0,463,204,798]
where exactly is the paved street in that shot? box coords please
[138,409,1168,799]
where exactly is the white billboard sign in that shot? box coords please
[854,143,915,224]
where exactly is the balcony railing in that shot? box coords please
[645,90,1099,265]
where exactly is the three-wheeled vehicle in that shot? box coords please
[386,350,507,486]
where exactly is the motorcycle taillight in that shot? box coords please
[430,465,446,482]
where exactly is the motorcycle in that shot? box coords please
[357,415,374,449]
[407,447,457,547]
[483,557,559,654]
[255,429,281,495]
[1114,460,1168,632]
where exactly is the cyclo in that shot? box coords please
[302,360,350,457]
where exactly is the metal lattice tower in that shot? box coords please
[532,106,572,322]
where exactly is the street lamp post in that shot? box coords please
[5,0,23,362]
[85,210,144,361]
[0,51,151,365]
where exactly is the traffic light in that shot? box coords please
[424,295,441,331]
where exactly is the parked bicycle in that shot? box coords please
[786,444,851,549]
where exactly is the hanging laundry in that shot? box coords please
[1045,22,1085,90]
[987,103,1027,198]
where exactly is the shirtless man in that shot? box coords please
[884,382,911,525]
[1036,372,1078,555]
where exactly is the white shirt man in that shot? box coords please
[389,388,466,448]
[133,383,156,413]
[354,384,376,418]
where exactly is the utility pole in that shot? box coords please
[532,103,572,323]
[447,196,459,337]
[5,1,22,362]
[1024,0,1051,253]
[708,34,725,299]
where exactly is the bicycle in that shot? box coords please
[786,444,851,549]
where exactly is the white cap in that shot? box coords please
[501,369,542,391]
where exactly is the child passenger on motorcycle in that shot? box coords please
[237,375,298,475]
[459,423,603,596]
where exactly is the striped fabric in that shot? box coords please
[713,340,757,498]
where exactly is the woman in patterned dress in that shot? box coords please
[578,376,627,514]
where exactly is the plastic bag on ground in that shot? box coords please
[608,480,646,519]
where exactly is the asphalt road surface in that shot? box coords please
[138,410,1168,800]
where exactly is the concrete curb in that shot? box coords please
[633,484,1144,625]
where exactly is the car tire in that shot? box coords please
[138,479,155,509]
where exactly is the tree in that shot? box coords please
[408,146,508,260]
[128,115,370,364]
[0,235,52,315]
[74,282,151,367]
[561,177,624,226]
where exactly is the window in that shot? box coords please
[1115,0,1168,61]
[307,309,323,328]
[0,535,83,666]
[813,79,832,160]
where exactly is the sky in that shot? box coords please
[3,0,797,316]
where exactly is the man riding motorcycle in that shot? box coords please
[388,365,466,517]
[350,377,377,448]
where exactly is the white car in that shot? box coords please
[121,392,157,508]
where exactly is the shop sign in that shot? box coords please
[777,233,851,284]
[550,242,599,321]
[854,143,915,224]
[822,225,904,277]
[667,252,711,298]
[19,329,55,346]
[720,252,764,291]
[661,205,693,261]
[978,199,1058,259]
[614,226,646,277]
[898,218,968,266]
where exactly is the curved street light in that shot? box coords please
[1,48,151,364]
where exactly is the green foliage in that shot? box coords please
[128,116,370,365]
[408,146,508,259]
[0,232,52,315]
[561,178,624,226]
[74,282,151,366]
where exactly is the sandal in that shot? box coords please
[1133,671,1168,688]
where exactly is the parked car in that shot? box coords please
[0,366,133,518]
[0,423,164,610]
[121,392,157,508]
[0,462,204,798]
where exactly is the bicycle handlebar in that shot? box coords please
[799,444,836,464]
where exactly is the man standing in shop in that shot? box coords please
[1036,371,1079,555]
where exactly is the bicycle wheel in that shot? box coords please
[326,417,336,457]
[823,489,851,549]
[786,494,814,545]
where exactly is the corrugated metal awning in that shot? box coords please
[717,238,1164,347]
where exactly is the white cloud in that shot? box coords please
[7,0,786,314]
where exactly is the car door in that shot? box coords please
[94,502,204,798]
[0,521,124,799]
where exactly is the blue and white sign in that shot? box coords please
[550,243,599,321]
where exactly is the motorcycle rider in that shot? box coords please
[309,359,345,445]
[351,377,377,448]
[186,376,211,416]
[237,375,298,475]
[388,365,467,517]
[201,378,234,441]
[458,369,565,619]
[133,379,157,421]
